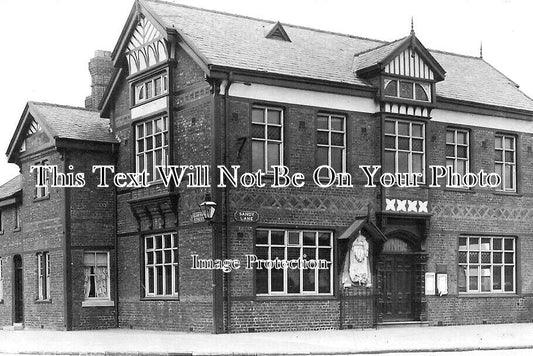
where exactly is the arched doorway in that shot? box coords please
[13,255,23,324]
[377,232,419,322]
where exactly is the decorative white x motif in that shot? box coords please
[418,200,428,213]
[396,199,407,212]
[385,199,396,211]
[407,200,418,212]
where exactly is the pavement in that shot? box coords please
[0,323,532,356]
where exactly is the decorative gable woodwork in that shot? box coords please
[22,118,51,153]
[26,119,42,136]
[126,15,168,75]
[385,47,434,80]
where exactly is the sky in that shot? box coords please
[0,0,532,185]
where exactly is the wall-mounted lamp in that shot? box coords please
[198,193,216,222]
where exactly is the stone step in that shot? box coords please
[376,321,429,329]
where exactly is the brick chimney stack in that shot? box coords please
[85,50,114,110]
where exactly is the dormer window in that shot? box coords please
[383,79,430,102]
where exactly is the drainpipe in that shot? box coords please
[112,143,119,328]
[223,73,233,333]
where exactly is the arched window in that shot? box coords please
[384,80,398,97]
[415,83,429,101]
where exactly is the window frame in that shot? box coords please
[37,252,50,301]
[34,159,50,200]
[143,233,179,299]
[133,72,168,105]
[495,134,516,192]
[83,251,111,301]
[0,209,3,233]
[251,105,284,174]
[316,113,347,175]
[254,228,334,297]
[14,204,20,231]
[445,128,470,188]
[383,118,426,184]
[0,258,3,301]
[135,115,169,183]
[458,236,516,294]
[383,78,430,102]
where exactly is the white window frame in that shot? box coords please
[14,204,20,230]
[446,128,470,187]
[383,79,430,102]
[134,72,168,105]
[0,258,3,301]
[384,119,426,184]
[83,251,111,300]
[37,252,50,300]
[144,233,179,298]
[34,160,50,199]
[317,113,346,175]
[251,106,283,174]
[255,229,333,296]
[0,209,3,232]
[495,134,516,192]
[458,236,516,294]
[135,116,169,183]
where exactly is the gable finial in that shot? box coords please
[410,17,415,35]
[480,41,483,59]
[136,0,142,25]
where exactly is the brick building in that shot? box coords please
[1,0,533,332]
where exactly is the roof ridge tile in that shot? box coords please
[143,0,388,44]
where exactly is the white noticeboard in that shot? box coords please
[425,272,435,295]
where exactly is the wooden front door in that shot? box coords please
[13,255,23,323]
[379,253,415,321]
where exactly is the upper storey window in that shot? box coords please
[384,119,425,184]
[134,73,168,105]
[384,79,430,102]
[495,134,516,192]
[136,116,169,182]
[252,106,283,174]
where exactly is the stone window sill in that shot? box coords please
[13,227,21,232]
[82,299,115,307]
[458,293,519,298]
[33,195,50,203]
[35,299,52,304]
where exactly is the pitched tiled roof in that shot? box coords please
[143,0,533,113]
[352,37,407,72]
[0,175,22,201]
[29,102,118,143]
[432,52,533,112]
[145,0,384,87]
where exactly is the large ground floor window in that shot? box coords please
[144,233,179,298]
[458,236,516,293]
[255,229,333,296]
